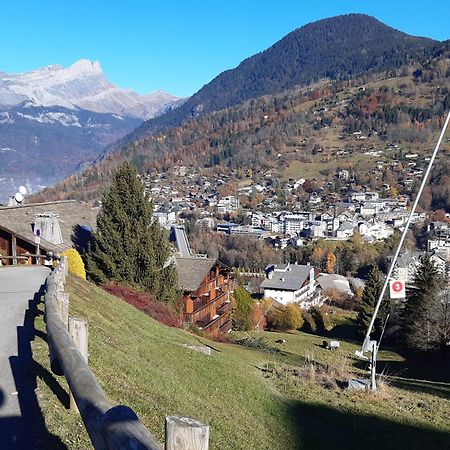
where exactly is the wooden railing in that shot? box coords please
[186,291,229,324]
[45,257,209,449]
[0,254,46,265]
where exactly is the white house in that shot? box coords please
[153,211,176,227]
[336,221,355,239]
[359,221,393,241]
[284,214,306,235]
[349,191,379,203]
[217,196,240,213]
[261,263,322,309]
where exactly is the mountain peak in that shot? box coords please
[69,58,103,75]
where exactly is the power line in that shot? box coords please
[357,109,450,390]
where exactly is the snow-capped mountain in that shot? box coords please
[0,59,183,120]
[0,59,184,202]
[0,102,142,202]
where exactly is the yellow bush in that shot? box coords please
[62,248,86,279]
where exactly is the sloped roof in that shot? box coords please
[261,264,312,291]
[169,225,192,257]
[337,221,355,231]
[175,257,216,292]
[317,274,351,294]
[0,200,98,253]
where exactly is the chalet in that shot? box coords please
[176,257,234,337]
[0,200,97,265]
[261,263,322,309]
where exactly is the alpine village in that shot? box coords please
[0,10,449,450]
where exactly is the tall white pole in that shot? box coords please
[361,110,450,354]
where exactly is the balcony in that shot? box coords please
[217,301,231,316]
[185,291,229,324]
[203,314,232,336]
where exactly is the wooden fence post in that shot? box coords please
[165,416,209,450]
[61,255,69,278]
[11,234,17,265]
[56,292,69,328]
[68,317,88,412]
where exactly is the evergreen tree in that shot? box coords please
[356,265,382,338]
[403,255,442,352]
[86,161,179,303]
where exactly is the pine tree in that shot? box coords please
[403,255,442,352]
[356,265,382,338]
[86,161,179,303]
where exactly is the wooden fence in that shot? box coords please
[45,257,209,449]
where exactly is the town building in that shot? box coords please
[261,263,322,309]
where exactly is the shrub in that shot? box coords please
[231,286,253,331]
[62,248,86,279]
[267,303,303,331]
[311,306,334,332]
[102,282,182,328]
[327,293,362,311]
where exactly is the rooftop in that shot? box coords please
[261,263,314,291]
[0,200,98,253]
[175,257,217,292]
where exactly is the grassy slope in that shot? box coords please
[33,276,450,449]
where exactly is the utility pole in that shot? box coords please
[355,110,450,391]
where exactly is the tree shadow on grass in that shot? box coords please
[287,398,450,450]
[302,323,357,341]
[388,377,450,401]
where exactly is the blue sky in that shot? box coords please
[1,1,448,97]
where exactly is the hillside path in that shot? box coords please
[0,266,54,449]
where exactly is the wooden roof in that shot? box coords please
[175,257,218,292]
[0,200,98,253]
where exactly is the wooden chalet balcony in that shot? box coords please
[219,319,232,334]
[185,291,229,325]
[203,314,232,336]
[217,301,231,316]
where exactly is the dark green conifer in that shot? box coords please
[356,265,382,338]
[86,161,178,303]
[403,255,442,352]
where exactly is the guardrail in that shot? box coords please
[45,257,209,449]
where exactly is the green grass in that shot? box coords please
[284,153,376,180]
[33,276,450,449]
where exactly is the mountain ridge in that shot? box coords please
[0,59,183,120]
[113,13,442,149]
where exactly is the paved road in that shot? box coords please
[0,266,51,448]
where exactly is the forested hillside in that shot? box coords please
[33,43,450,211]
[113,14,442,147]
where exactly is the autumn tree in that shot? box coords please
[326,251,337,274]
[267,303,303,331]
